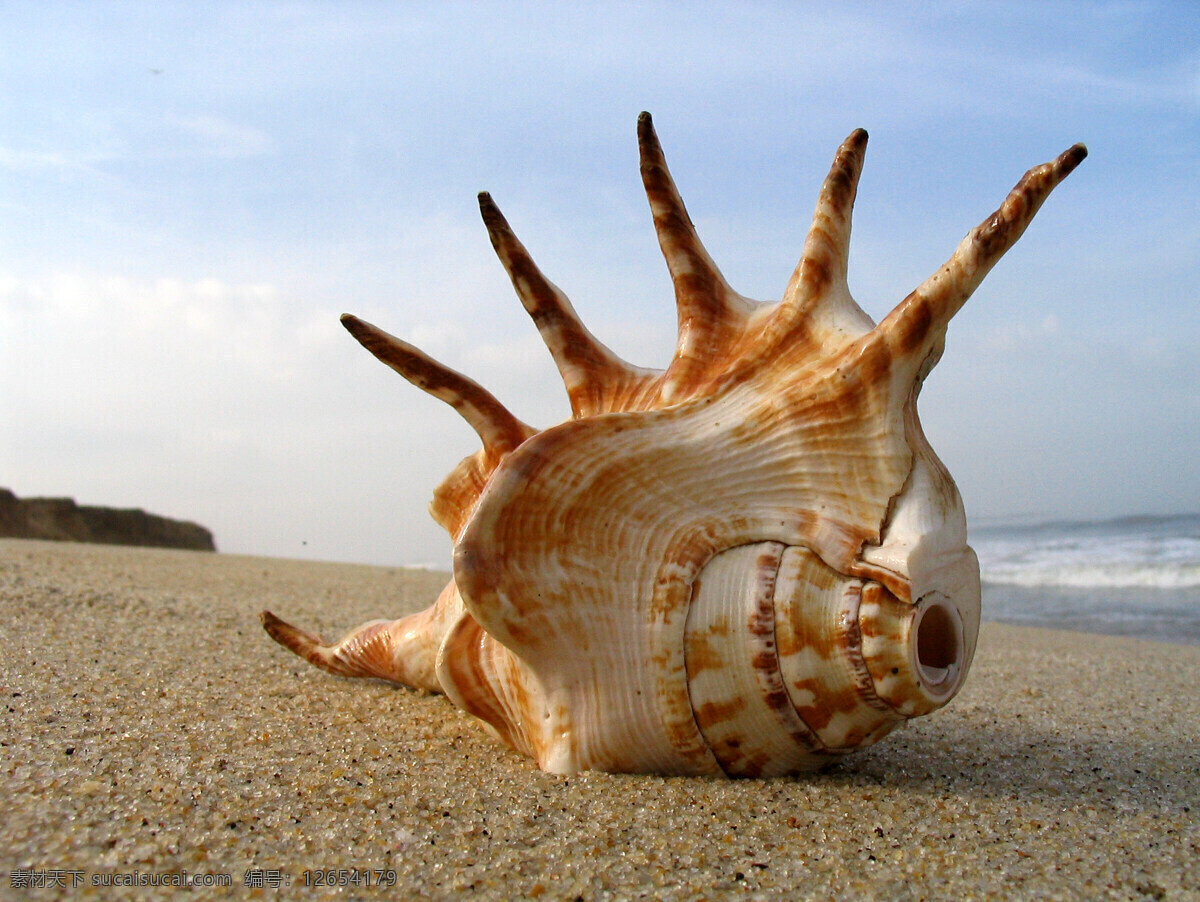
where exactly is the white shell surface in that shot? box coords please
[262,114,1085,776]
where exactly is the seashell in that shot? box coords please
[262,113,1085,776]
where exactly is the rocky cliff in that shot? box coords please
[0,489,216,551]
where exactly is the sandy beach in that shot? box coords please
[2,538,1196,900]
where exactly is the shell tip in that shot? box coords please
[637,111,655,141]
[1059,143,1088,175]
[478,191,501,222]
[261,610,321,659]
[340,313,379,345]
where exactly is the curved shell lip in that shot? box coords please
[910,593,967,702]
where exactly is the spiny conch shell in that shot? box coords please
[262,113,1086,777]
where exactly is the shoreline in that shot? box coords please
[3,539,1197,899]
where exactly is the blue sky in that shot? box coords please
[2,2,1198,566]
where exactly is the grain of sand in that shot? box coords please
[2,539,1197,900]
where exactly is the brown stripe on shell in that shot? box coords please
[858,583,965,719]
[775,128,872,326]
[435,612,548,764]
[773,548,904,752]
[637,112,759,405]
[873,142,1088,376]
[340,314,535,457]
[477,193,662,418]
[685,543,832,776]
[429,451,494,541]
[261,601,445,692]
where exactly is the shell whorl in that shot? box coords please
[263,114,1085,776]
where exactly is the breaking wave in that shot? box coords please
[973,514,1200,589]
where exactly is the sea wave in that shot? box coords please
[972,513,1200,590]
[981,562,1200,589]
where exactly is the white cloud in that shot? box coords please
[0,146,82,173]
[168,114,275,158]
[979,313,1061,354]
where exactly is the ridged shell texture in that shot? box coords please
[263,113,1085,776]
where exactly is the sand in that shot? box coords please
[1,538,1197,900]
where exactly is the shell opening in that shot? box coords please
[912,596,964,697]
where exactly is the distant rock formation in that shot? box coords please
[0,488,216,551]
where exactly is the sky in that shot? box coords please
[2,1,1198,568]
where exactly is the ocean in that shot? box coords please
[971,513,1200,646]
